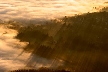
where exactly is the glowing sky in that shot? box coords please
[0,0,108,20]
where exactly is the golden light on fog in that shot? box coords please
[0,0,108,20]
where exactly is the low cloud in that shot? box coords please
[0,25,30,72]
[0,0,108,20]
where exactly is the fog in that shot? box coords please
[0,0,108,20]
[0,25,29,71]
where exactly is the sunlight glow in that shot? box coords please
[0,0,108,20]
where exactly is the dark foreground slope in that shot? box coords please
[14,11,108,72]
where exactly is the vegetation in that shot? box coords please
[8,7,108,72]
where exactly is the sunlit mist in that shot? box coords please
[0,0,108,20]
[0,24,30,71]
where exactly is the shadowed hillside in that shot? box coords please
[11,9,108,72]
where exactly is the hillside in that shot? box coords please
[14,11,108,72]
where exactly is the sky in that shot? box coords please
[0,0,108,20]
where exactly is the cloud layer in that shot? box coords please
[0,0,108,20]
[0,25,30,71]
